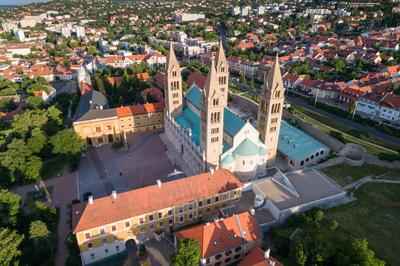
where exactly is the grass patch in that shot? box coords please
[41,156,65,180]
[379,170,400,180]
[0,87,16,96]
[326,183,400,265]
[320,163,392,185]
[228,85,245,94]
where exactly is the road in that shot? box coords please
[286,96,400,148]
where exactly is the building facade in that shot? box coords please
[73,102,164,146]
[72,170,243,265]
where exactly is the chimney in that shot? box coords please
[88,195,93,205]
[157,179,162,188]
[210,167,214,175]
[111,190,117,199]
[264,249,270,259]
[250,208,256,216]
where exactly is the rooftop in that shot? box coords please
[72,169,243,233]
[278,120,328,161]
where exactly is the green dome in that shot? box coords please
[259,147,267,156]
[233,138,260,156]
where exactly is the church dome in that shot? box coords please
[233,138,260,156]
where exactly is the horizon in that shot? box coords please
[0,0,48,5]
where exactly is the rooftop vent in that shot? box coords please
[264,249,270,259]
[210,167,215,175]
[88,195,93,205]
[111,190,117,199]
[157,179,162,188]
[213,240,217,246]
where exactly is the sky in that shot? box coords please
[1,0,48,5]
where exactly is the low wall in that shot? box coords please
[365,154,400,169]
[229,92,258,116]
[283,111,345,152]
[312,157,344,170]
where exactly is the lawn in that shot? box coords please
[325,183,400,265]
[379,170,400,180]
[41,156,65,180]
[320,163,392,186]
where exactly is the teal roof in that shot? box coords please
[224,108,246,137]
[233,138,260,156]
[259,147,267,156]
[175,107,201,145]
[278,120,328,161]
[186,84,202,110]
[221,154,235,165]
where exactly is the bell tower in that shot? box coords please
[200,57,224,170]
[164,44,183,117]
[215,39,229,107]
[256,55,285,165]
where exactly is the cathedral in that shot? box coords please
[164,41,285,181]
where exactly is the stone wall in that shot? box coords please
[312,157,344,170]
[229,92,258,116]
[365,154,400,169]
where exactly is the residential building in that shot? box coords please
[175,13,205,23]
[175,211,261,266]
[238,247,283,266]
[72,169,243,265]
[73,102,164,146]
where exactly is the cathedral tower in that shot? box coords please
[200,57,224,170]
[215,39,229,107]
[164,44,183,117]
[256,55,285,165]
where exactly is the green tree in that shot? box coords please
[0,227,24,266]
[29,220,51,252]
[0,139,33,183]
[25,96,45,109]
[347,238,385,266]
[0,189,21,227]
[25,156,43,181]
[172,239,200,266]
[50,129,84,155]
[27,129,47,153]
[293,241,307,266]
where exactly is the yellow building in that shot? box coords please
[72,169,243,265]
[73,102,164,146]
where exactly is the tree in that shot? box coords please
[347,238,385,266]
[26,96,44,109]
[314,209,325,225]
[50,129,84,155]
[0,139,33,183]
[27,129,47,154]
[249,78,255,91]
[293,241,307,266]
[0,189,21,227]
[25,156,43,181]
[0,227,24,266]
[29,220,52,253]
[172,239,200,266]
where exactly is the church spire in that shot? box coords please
[166,43,179,71]
[264,54,282,94]
[204,57,218,98]
[215,38,227,68]
[215,38,229,107]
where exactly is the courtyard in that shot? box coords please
[77,131,175,199]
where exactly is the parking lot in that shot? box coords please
[78,131,175,199]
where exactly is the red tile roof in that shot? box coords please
[238,247,284,266]
[187,71,207,89]
[72,169,243,232]
[380,93,400,110]
[116,102,164,117]
[176,211,260,258]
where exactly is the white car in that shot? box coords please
[95,144,103,148]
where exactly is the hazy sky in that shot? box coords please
[1,0,48,5]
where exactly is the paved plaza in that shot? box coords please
[78,131,175,199]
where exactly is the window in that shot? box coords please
[235,246,242,252]
[206,258,211,264]
[188,203,193,210]
[189,213,193,220]
[306,158,309,162]
[169,218,173,225]
[150,224,155,231]
[100,228,105,235]
[207,199,211,205]
[105,249,108,253]
[300,160,304,166]
[96,127,101,132]
[211,128,219,134]
[91,253,95,260]
[168,209,173,216]
[140,227,145,233]
[211,137,219,143]
[178,206,184,213]
[199,201,203,207]
[311,155,314,159]
[125,221,130,228]
[215,196,219,202]
[97,137,103,143]
[215,262,222,266]
[149,214,154,221]
[222,193,228,201]
[85,233,91,239]
[102,238,107,245]
[225,250,232,256]
[234,254,241,259]
[116,246,120,251]
[225,258,232,263]
[321,150,324,154]
[158,212,162,219]
[215,254,222,260]
[159,221,164,228]
[88,243,93,249]
[106,125,112,130]
[270,126,277,132]
[139,217,144,224]
[111,225,117,232]
[179,216,184,223]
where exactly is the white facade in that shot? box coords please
[81,240,125,265]
[61,27,71,38]
[232,6,241,16]
[241,6,251,16]
[13,29,25,42]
